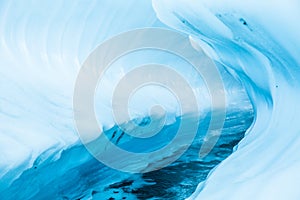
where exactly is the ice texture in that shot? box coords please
[152,0,300,199]
[1,0,298,199]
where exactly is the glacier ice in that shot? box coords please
[153,0,300,199]
[1,0,299,199]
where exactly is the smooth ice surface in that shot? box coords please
[0,0,163,193]
[1,0,299,199]
[0,1,250,198]
[153,0,300,199]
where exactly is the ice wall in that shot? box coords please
[152,0,300,199]
[0,0,251,197]
[0,0,164,192]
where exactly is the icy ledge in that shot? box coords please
[153,0,300,199]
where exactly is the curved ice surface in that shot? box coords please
[0,0,165,191]
[153,0,300,199]
[1,0,298,199]
[0,0,251,198]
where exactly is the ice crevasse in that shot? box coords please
[0,0,300,199]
